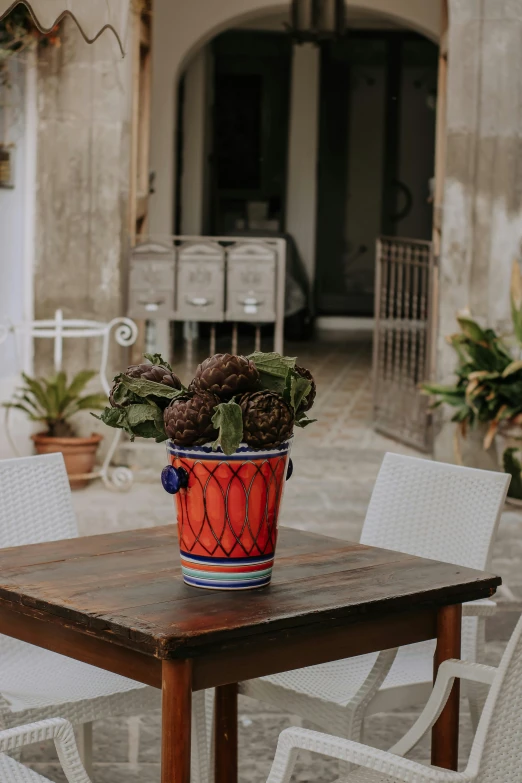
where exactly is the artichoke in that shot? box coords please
[190,354,259,399]
[164,392,220,447]
[239,390,294,450]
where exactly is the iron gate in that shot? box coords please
[372,237,437,452]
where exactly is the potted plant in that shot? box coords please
[4,371,107,489]
[98,352,316,590]
[421,309,522,499]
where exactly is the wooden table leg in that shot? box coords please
[431,604,462,770]
[162,659,192,783]
[214,683,238,783]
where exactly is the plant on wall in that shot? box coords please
[0,6,60,85]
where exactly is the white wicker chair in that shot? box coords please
[0,453,209,783]
[240,454,510,745]
[267,612,522,783]
[0,718,91,782]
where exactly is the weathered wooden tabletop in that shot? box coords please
[0,525,499,665]
[0,525,501,781]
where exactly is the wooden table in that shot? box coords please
[0,525,500,782]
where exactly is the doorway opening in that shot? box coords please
[315,31,438,317]
[175,13,439,331]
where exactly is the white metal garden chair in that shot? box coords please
[267,611,522,783]
[240,454,510,745]
[0,718,91,783]
[0,453,209,783]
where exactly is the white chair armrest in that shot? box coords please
[0,719,91,783]
[390,660,496,757]
[462,599,496,617]
[267,726,472,783]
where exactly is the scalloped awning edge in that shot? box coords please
[0,0,130,57]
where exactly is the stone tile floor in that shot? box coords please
[21,332,522,782]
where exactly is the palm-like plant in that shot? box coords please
[4,371,107,437]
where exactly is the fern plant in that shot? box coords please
[4,371,107,437]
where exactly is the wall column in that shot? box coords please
[435,0,522,459]
[180,47,211,235]
[285,43,320,285]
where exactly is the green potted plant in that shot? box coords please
[4,370,107,488]
[422,262,522,501]
[97,351,316,590]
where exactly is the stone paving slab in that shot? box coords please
[19,334,522,782]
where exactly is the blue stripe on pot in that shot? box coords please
[167,440,291,461]
[180,551,274,567]
[182,573,273,590]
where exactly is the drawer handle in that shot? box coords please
[238,296,264,307]
[186,296,213,307]
[137,299,166,312]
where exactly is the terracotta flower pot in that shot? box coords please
[161,439,292,590]
[32,433,103,489]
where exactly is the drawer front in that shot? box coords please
[227,258,276,292]
[130,260,175,291]
[226,258,276,322]
[226,287,276,322]
[128,288,175,320]
[176,260,225,321]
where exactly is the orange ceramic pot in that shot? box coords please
[32,433,103,489]
[162,440,292,589]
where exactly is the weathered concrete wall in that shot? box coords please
[435,0,522,458]
[34,19,133,377]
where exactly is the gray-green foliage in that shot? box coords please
[211,399,244,455]
[247,351,315,427]
[95,353,184,443]
[4,370,107,437]
[97,351,316,449]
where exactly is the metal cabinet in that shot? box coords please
[128,242,176,320]
[226,242,277,322]
[176,242,225,322]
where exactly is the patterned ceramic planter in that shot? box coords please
[161,440,292,590]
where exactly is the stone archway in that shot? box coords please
[148,0,443,235]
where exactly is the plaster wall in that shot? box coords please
[180,48,211,235]
[33,20,133,378]
[285,44,320,285]
[435,0,522,459]
[0,55,37,458]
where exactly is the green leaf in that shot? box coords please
[211,399,243,455]
[73,393,109,411]
[119,375,185,401]
[456,316,488,344]
[66,370,97,398]
[248,351,296,396]
[294,410,317,428]
[20,373,48,410]
[502,360,522,378]
[94,407,127,429]
[289,373,311,412]
[144,353,173,371]
[2,402,45,421]
[248,351,296,374]
[126,402,163,428]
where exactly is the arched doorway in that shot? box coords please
[149,0,442,237]
[171,3,441,329]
